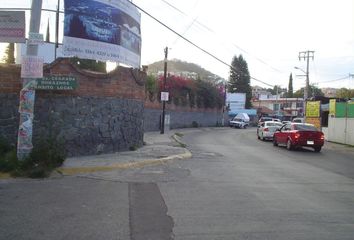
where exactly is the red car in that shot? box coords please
[273,123,324,152]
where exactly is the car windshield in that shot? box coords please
[261,118,272,122]
[266,122,283,127]
[294,124,318,131]
[233,118,242,122]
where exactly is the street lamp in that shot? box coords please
[294,66,309,119]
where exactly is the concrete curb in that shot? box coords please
[58,148,192,175]
[0,172,11,179]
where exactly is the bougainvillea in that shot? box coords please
[154,75,223,109]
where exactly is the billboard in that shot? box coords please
[0,11,26,43]
[226,93,246,111]
[306,101,321,118]
[63,0,141,67]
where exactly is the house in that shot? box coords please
[252,97,304,120]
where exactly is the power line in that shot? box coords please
[157,0,284,74]
[129,1,274,87]
[313,76,349,84]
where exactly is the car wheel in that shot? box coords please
[314,146,322,152]
[244,125,247,129]
[273,138,278,146]
[257,134,260,140]
[286,139,293,151]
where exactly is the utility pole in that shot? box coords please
[54,0,60,59]
[298,50,314,119]
[160,47,168,134]
[17,0,43,159]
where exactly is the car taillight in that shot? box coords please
[264,128,269,132]
[294,132,300,139]
[320,133,324,140]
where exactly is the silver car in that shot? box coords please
[257,121,283,141]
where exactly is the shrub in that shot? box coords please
[0,135,66,178]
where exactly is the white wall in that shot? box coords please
[328,117,354,145]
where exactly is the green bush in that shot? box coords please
[0,135,66,178]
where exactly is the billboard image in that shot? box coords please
[63,0,141,67]
[0,11,26,43]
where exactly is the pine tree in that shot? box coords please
[287,73,293,98]
[2,43,15,64]
[228,55,252,108]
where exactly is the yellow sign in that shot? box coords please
[329,99,336,115]
[306,117,321,129]
[306,101,321,118]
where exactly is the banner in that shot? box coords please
[329,99,336,116]
[0,11,26,43]
[21,56,44,79]
[63,0,141,67]
[306,101,321,118]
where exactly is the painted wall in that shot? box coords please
[328,117,354,145]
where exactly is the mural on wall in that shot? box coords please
[63,0,141,67]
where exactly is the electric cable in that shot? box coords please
[129,1,274,87]
[157,0,284,74]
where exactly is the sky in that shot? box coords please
[1,0,353,91]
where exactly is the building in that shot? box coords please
[252,97,304,119]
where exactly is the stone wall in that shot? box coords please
[144,108,224,132]
[0,59,146,156]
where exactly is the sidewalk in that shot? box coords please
[58,130,192,175]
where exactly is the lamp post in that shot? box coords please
[294,66,308,119]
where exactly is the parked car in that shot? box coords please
[273,123,324,152]
[282,120,291,124]
[258,117,273,126]
[292,117,305,123]
[257,121,283,141]
[230,113,250,128]
[229,117,248,128]
[257,117,279,135]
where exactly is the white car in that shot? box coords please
[229,117,249,128]
[292,117,305,123]
[257,121,283,141]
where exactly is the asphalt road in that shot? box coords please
[1,127,354,240]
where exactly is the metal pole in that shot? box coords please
[160,47,168,134]
[54,0,60,60]
[17,0,43,160]
[298,50,314,121]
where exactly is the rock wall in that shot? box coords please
[0,59,146,156]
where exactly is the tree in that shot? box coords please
[336,88,354,99]
[228,54,252,108]
[2,43,15,64]
[293,85,324,98]
[287,73,293,97]
[70,57,106,73]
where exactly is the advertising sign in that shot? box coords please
[28,32,44,45]
[0,11,25,43]
[19,89,35,115]
[226,93,246,111]
[306,101,321,118]
[306,117,321,130]
[21,56,44,78]
[63,0,141,67]
[160,92,169,101]
[36,76,78,90]
[329,99,336,116]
